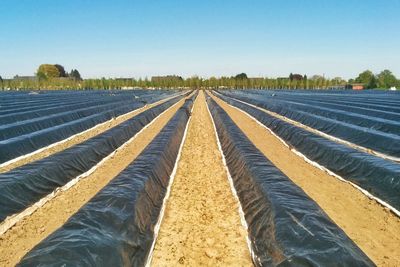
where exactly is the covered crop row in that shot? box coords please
[0,93,188,223]
[0,95,144,125]
[217,90,400,157]
[0,90,174,120]
[1,100,147,140]
[225,91,400,135]
[0,90,178,137]
[234,89,400,105]
[0,97,95,117]
[0,91,179,164]
[214,92,400,212]
[225,90,400,121]
[18,93,197,266]
[278,95,400,112]
[206,95,374,266]
[0,89,157,105]
[0,90,147,114]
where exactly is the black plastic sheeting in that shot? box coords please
[214,92,400,212]
[18,92,197,266]
[0,97,146,134]
[217,90,400,158]
[0,97,127,125]
[0,90,167,118]
[223,91,400,135]
[223,89,400,112]
[0,98,95,121]
[0,92,178,164]
[206,95,374,267]
[0,93,189,222]
[0,101,146,140]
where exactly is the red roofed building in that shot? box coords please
[352,84,364,90]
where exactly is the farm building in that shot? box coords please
[345,83,364,90]
[351,83,364,90]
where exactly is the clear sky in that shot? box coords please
[1,0,399,79]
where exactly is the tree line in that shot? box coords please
[350,70,398,89]
[0,67,399,90]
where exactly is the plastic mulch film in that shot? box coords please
[0,93,188,223]
[0,91,179,164]
[217,90,400,158]
[206,95,374,267]
[17,93,197,266]
[215,92,400,212]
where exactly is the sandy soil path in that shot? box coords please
[0,96,189,267]
[0,94,182,173]
[151,91,252,266]
[211,93,400,267]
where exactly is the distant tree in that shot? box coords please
[209,76,218,88]
[70,69,82,81]
[377,70,397,89]
[332,77,345,85]
[234,73,248,80]
[37,71,47,81]
[151,75,183,87]
[8,67,399,90]
[355,70,377,88]
[291,74,303,81]
[54,64,68,77]
[303,74,308,89]
[310,75,324,81]
[37,64,60,78]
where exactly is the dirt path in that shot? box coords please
[0,96,189,267]
[0,94,182,173]
[211,93,400,267]
[151,91,252,266]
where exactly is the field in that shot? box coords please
[0,89,399,266]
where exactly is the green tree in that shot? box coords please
[37,64,60,78]
[332,77,345,85]
[234,73,248,80]
[37,71,47,81]
[355,70,377,88]
[54,64,68,77]
[70,69,82,80]
[377,70,397,89]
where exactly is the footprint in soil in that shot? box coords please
[178,256,185,264]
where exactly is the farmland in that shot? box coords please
[0,89,399,266]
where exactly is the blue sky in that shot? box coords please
[1,0,399,79]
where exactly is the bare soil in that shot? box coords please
[0,95,179,173]
[211,93,400,267]
[0,96,188,267]
[151,91,252,267]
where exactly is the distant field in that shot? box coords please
[0,89,399,266]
